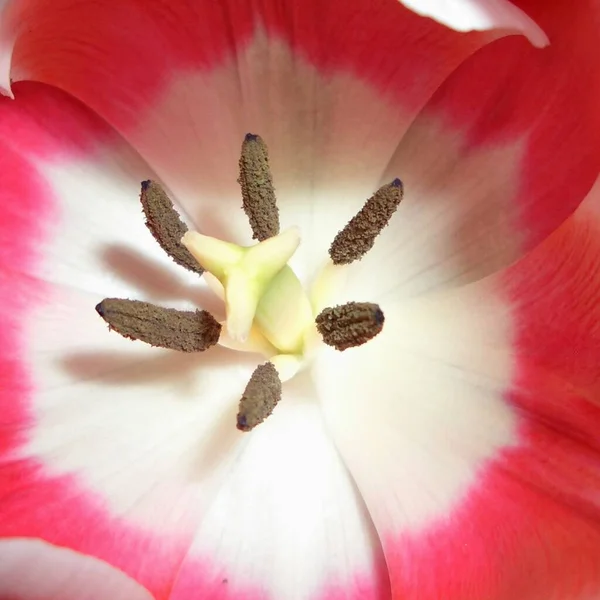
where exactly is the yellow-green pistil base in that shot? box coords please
[182,228,317,381]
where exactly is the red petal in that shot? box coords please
[314,178,600,599]
[2,0,506,136]
[419,175,600,599]
[2,1,582,297]
[0,82,393,600]
[0,82,190,600]
[504,175,600,398]
[379,0,600,289]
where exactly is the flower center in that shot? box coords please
[95,134,403,431]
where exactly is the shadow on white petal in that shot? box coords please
[58,345,240,390]
[101,244,224,317]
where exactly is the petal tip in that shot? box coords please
[398,0,549,48]
[0,40,14,99]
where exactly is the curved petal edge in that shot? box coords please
[0,538,154,600]
[399,0,548,46]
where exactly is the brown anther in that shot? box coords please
[238,133,280,241]
[140,180,204,275]
[316,302,385,351]
[95,298,221,352]
[237,362,282,432]
[329,179,404,265]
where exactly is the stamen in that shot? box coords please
[95,298,221,352]
[329,179,404,265]
[237,362,282,432]
[140,180,204,275]
[315,301,385,351]
[238,133,280,241]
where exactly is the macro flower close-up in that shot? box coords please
[0,0,599,598]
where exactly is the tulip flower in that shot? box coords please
[0,0,598,599]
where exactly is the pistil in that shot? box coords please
[95,134,401,432]
[182,227,302,342]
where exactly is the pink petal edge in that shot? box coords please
[0,538,154,600]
